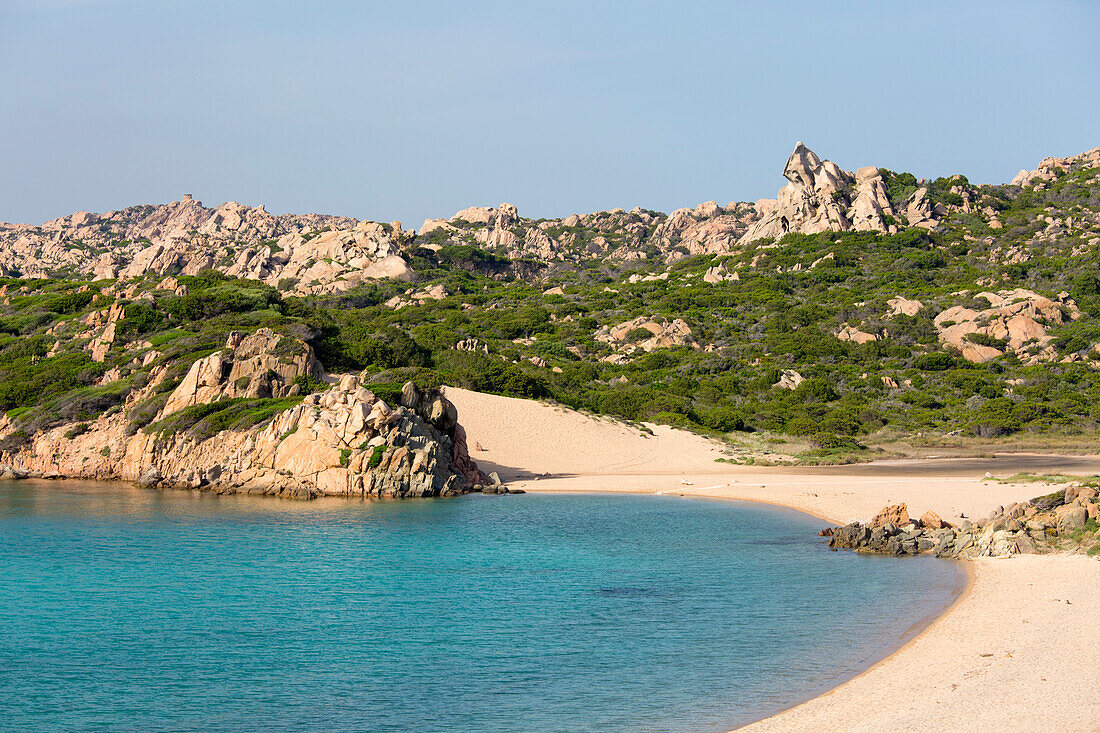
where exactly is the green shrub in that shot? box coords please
[64,422,91,439]
[915,353,955,371]
[810,432,862,451]
[49,290,95,315]
[367,444,386,469]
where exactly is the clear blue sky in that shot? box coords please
[2,0,1097,227]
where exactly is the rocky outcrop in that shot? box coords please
[0,331,484,500]
[887,296,924,317]
[595,316,696,357]
[1011,147,1100,187]
[870,503,910,527]
[160,328,323,416]
[703,263,739,283]
[420,201,764,265]
[739,143,910,244]
[0,196,410,294]
[933,289,1081,363]
[826,489,1100,559]
[834,325,877,344]
[775,369,805,390]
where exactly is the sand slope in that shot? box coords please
[445,386,1100,524]
[446,387,1100,731]
[444,387,725,478]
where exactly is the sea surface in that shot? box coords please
[0,482,963,732]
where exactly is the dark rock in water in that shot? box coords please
[0,464,28,481]
[827,523,871,550]
[508,488,526,495]
[870,526,887,546]
[818,527,834,537]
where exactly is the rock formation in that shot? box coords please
[1011,147,1100,187]
[0,196,411,294]
[160,328,323,416]
[594,316,697,358]
[775,369,805,390]
[834,325,877,344]
[826,487,1100,558]
[933,289,1081,363]
[0,330,485,499]
[738,143,900,243]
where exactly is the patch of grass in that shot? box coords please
[367,444,386,469]
[148,396,303,440]
[998,472,1100,485]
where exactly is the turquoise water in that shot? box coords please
[0,483,962,732]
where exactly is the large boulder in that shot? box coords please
[1056,505,1087,532]
[160,328,324,417]
[871,504,910,528]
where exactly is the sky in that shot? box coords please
[2,0,1098,228]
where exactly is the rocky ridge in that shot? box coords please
[2,142,1074,286]
[0,329,487,499]
[1011,147,1100,187]
[0,195,412,295]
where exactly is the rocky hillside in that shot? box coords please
[0,143,1097,461]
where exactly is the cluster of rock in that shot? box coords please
[737,142,942,244]
[0,194,411,294]
[414,142,957,266]
[420,200,764,265]
[831,288,1087,365]
[594,316,696,362]
[1011,147,1100,187]
[934,288,1082,363]
[0,330,488,500]
[5,142,1090,286]
[825,490,1099,559]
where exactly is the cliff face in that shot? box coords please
[0,330,485,499]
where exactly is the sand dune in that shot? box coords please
[445,387,1100,731]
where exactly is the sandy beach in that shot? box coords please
[445,387,1100,731]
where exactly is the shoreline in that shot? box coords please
[10,384,1100,728]
[525,486,974,730]
[444,386,1100,730]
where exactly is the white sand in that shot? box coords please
[445,387,1100,730]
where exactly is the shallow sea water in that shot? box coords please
[0,482,962,732]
